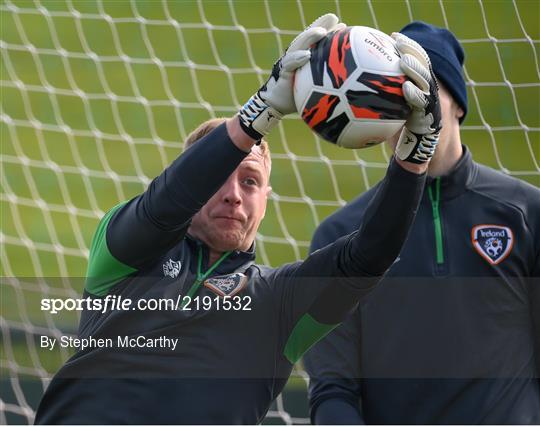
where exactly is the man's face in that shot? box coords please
[436,81,463,150]
[189,146,271,253]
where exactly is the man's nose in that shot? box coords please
[222,180,242,206]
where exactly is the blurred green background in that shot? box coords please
[1,0,539,424]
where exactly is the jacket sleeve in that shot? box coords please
[532,257,540,389]
[303,309,365,424]
[85,123,248,296]
[527,187,540,390]
[270,158,425,364]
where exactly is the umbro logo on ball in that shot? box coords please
[471,225,514,265]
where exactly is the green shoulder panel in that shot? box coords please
[85,202,137,296]
[283,313,338,364]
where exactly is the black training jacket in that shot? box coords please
[34,123,426,424]
[304,145,540,424]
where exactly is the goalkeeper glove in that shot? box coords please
[392,32,442,164]
[238,13,345,140]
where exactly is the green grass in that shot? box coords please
[1,0,539,422]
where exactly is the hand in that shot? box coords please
[392,32,442,164]
[238,13,345,140]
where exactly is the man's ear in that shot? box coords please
[456,106,464,120]
[266,185,272,198]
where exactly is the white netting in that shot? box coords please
[1,0,538,424]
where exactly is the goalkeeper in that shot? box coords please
[304,21,540,424]
[35,14,442,424]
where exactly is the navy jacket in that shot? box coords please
[304,146,540,424]
[35,123,426,424]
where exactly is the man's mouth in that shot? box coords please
[214,216,244,223]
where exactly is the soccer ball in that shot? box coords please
[293,26,410,149]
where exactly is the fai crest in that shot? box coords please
[163,258,181,278]
[471,225,514,265]
[204,273,247,297]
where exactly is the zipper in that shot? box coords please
[427,177,444,265]
[181,246,231,308]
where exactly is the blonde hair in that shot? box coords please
[183,117,271,175]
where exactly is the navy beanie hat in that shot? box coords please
[400,21,468,123]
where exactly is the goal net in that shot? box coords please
[1,0,538,424]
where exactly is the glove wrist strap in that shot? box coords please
[396,127,440,164]
[238,93,283,140]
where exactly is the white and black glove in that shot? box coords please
[238,13,345,141]
[392,32,442,164]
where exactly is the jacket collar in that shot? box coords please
[185,234,256,274]
[425,144,477,200]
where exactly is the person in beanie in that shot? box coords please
[304,21,540,424]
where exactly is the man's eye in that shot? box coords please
[243,177,258,186]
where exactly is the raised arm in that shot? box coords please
[85,120,254,295]
[270,31,443,364]
[272,157,426,359]
[532,255,540,391]
[85,14,344,296]
[106,120,255,261]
